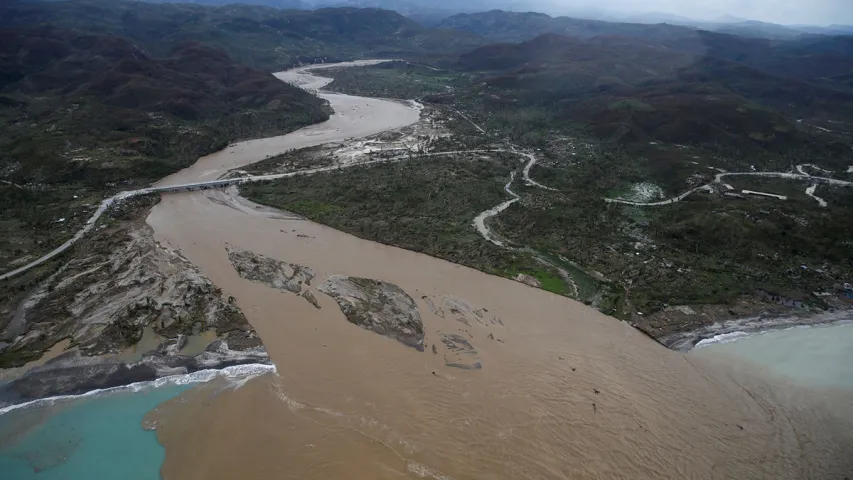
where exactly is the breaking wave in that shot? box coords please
[0,363,276,416]
[694,331,753,347]
[693,322,839,348]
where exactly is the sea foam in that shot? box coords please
[694,331,752,348]
[0,363,276,416]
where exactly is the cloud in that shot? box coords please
[542,0,853,25]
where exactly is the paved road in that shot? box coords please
[0,147,537,280]
[0,199,113,281]
[605,170,853,207]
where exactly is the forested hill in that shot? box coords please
[0,0,485,70]
[436,10,697,44]
[452,29,853,157]
[0,19,328,270]
[0,26,329,185]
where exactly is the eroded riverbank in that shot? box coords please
[143,64,853,479]
[148,188,853,479]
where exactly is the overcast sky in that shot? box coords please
[541,0,853,25]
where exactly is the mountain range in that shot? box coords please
[1,0,482,70]
[92,0,852,38]
[2,0,852,336]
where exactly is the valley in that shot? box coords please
[277,59,853,336]
[140,65,850,480]
[1,1,852,478]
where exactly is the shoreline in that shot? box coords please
[0,60,412,412]
[693,318,853,349]
[661,308,853,351]
[0,339,272,411]
[144,61,853,479]
[1,58,847,406]
[4,60,853,478]
[0,363,275,416]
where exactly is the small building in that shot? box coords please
[742,190,787,200]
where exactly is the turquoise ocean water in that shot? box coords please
[0,364,274,480]
[0,320,848,480]
[692,321,853,391]
[0,384,189,480]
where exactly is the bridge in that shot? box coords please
[0,155,416,281]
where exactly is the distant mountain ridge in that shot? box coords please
[1,0,484,70]
[141,0,306,7]
[0,24,330,184]
[131,0,853,39]
[436,10,699,44]
[453,31,853,154]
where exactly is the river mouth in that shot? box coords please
[4,61,846,479]
[691,321,853,391]
[139,63,853,479]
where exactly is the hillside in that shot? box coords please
[0,0,484,70]
[316,32,853,330]
[439,10,853,89]
[437,10,697,44]
[0,0,489,273]
[141,0,306,7]
[453,32,853,153]
[0,25,330,271]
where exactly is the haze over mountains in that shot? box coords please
[138,0,853,37]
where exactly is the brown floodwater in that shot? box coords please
[144,64,853,479]
[0,339,72,382]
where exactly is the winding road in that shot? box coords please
[0,141,547,281]
[7,59,849,283]
[604,169,853,207]
[472,172,519,248]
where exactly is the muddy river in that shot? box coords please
[145,63,853,479]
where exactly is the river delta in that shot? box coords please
[1,62,852,480]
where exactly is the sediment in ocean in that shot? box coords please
[133,62,853,480]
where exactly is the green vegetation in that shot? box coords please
[242,154,570,294]
[0,21,330,270]
[0,0,484,71]
[435,10,697,44]
[3,0,853,341]
[450,33,853,158]
[261,57,853,333]
[243,154,517,270]
[499,150,853,317]
[0,0,488,271]
[324,61,467,99]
